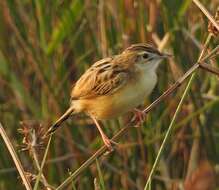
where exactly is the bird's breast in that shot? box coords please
[115,70,157,110]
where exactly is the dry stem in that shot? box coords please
[0,123,32,190]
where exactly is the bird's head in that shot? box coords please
[121,43,171,71]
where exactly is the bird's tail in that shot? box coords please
[45,107,75,137]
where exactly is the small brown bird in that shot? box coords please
[46,43,170,149]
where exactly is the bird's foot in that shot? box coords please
[102,135,118,153]
[132,108,146,126]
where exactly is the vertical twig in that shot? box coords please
[33,136,52,190]
[193,0,219,31]
[0,123,32,190]
[32,148,53,190]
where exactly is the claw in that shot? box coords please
[132,108,146,125]
[103,135,113,150]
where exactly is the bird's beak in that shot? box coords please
[160,53,172,59]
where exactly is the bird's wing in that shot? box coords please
[71,57,130,99]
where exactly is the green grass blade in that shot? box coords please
[95,159,106,190]
[46,0,84,55]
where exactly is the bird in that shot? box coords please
[45,43,170,150]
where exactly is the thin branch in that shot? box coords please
[31,148,53,190]
[193,0,219,31]
[199,62,219,76]
[0,123,32,190]
[200,45,219,61]
[33,136,52,190]
[142,63,199,114]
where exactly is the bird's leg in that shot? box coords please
[133,108,146,125]
[90,116,117,151]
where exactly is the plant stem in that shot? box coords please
[33,136,52,190]
[0,123,32,190]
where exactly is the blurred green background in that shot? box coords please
[0,0,219,189]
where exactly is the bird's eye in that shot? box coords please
[143,53,149,59]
